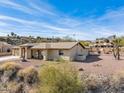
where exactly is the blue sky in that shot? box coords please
[0,0,124,40]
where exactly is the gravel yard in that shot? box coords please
[73,54,124,75]
[0,54,124,75]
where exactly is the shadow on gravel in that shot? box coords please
[83,54,103,63]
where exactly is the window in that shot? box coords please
[7,48,11,52]
[59,50,64,55]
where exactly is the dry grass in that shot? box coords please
[0,62,22,71]
[17,66,38,86]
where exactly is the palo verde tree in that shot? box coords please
[112,37,124,60]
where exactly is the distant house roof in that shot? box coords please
[0,41,12,47]
[0,41,8,45]
[19,42,85,49]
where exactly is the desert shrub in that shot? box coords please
[85,74,103,93]
[17,66,38,86]
[1,62,21,72]
[0,63,38,93]
[110,71,124,93]
[82,74,115,93]
[81,73,124,93]
[17,70,25,82]
[8,82,25,93]
[0,62,21,81]
[37,64,85,93]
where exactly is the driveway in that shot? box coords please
[0,56,20,62]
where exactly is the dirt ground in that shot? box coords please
[73,54,124,75]
[1,54,124,75]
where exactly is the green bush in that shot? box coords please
[37,64,85,93]
[55,56,66,63]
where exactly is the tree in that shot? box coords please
[80,41,91,47]
[11,32,15,36]
[11,32,17,37]
[112,38,122,60]
[63,35,75,41]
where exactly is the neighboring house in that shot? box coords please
[120,47,124,55]
[12,42,89,61]
[0,42,12,56]
[90,40,113,54]
[90,36,115,54]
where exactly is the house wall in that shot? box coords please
[3,46,12,52]
[12,48,23,57]
[70,44,88,61]
[42,50,47,60]
[47,50,58,60]
[25,47,28,59]
[12,48,20,56]
[61,50,70,60]
[27,48,31,59]
[47,49,70,61]
[0,45,12,56]
[0,45,12,53]
[12,47,30,58]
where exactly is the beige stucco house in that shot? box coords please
[90,40,113,54]
[0,42,12,56]
[12,42,89,61]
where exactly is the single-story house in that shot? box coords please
[90,42,113,54]
[0,42,12,56]
[12,42,89,61]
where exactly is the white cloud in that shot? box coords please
[0,0,57,16]
[0,0,124,40]
[27,1,56,16]
[0,0,35,15]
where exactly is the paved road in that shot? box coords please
[0,56,20,62]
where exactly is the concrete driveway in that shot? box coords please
[0,56,20,62]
